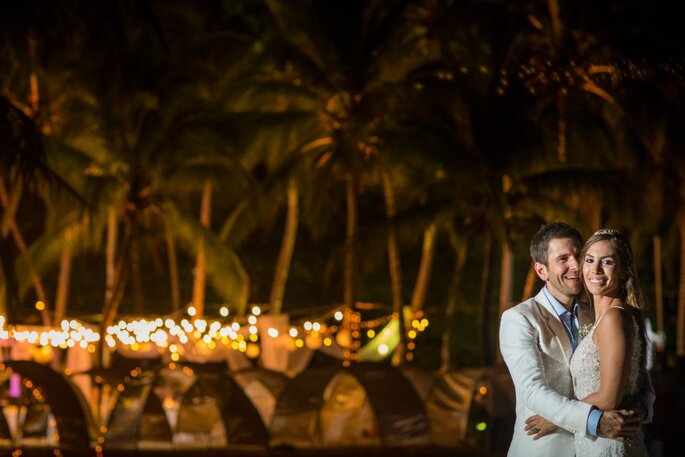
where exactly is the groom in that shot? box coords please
[499,222,654,457]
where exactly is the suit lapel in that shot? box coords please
[534,289,574,366]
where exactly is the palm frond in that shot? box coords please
[162,202,249,314]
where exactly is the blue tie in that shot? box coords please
[562,311,578,350]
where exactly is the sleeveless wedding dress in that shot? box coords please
[569,306,649,457]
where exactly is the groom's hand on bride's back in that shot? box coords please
[597,409,642,440]
[620,394,648,423]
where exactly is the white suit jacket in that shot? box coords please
[499,289,595,457]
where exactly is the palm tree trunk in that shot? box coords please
[53,240,73,325]
[192,180,212,317]
[100,217,132,368]
[499,242,514,317]
[479,233,495,365]
[497,241,514,363]
[0,177,51,326]
[105,206,118,307]
[382,172,406,365]
[441,232,468,371]
[344,175,358,364]
[653,235,664,351]
[130,234,144,313]
[521,260,538,301]
[547,0,563,38]
[270,180,299,315]
[556,91,567,163]
[165,229,180,312]
[678,214,685,356]
[410,222,437,312]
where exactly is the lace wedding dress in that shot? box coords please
[569,306,649,457]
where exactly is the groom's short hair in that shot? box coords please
[530,221,582,266]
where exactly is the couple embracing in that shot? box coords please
[500,222,654,457]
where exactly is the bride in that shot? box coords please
[570,229,650,456]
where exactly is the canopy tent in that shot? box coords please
[0,404,10,445]
[99,363,268,450]
[104,377,173,449]
[4,361,93,450]
[232,368,290,426]
[176,366,268,448]
[270,363,430,448]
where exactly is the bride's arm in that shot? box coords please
[581,308,633,410]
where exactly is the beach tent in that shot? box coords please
[104,374,173,449]
[176,366,268,448]
[270,363,430,448]
[4,361,93,451]
[232,367,290,426]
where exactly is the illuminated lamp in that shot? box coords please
[335,329,351,348]
[32,345,53,364]
[246,343,260,359]
[305,334,322,350]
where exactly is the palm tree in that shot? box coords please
[0,4,90,325]
[225,0,439,362]
[10,2,260,337]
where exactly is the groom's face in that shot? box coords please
[536,237,582,305]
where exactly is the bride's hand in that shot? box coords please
[525,414,558,440]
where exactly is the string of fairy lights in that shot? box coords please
[0,304,430,363]
[420,57,685,97]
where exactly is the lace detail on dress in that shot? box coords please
[569,306,648,457]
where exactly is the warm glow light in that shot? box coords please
[334,311,343,321]
[289,328,298,337]
[188,306,197,317]
[251,305,261,316]
[220,307,229,317]
[378,344,389,355]
[305,334,322,349]
[479,385,488,395]
[335,329,351,348]
[246,343,260,358]
[35,301,45,311]
[267,328,279,338]
[367,329,375,338]
[476,422,487,432]
[248,315,257,325]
